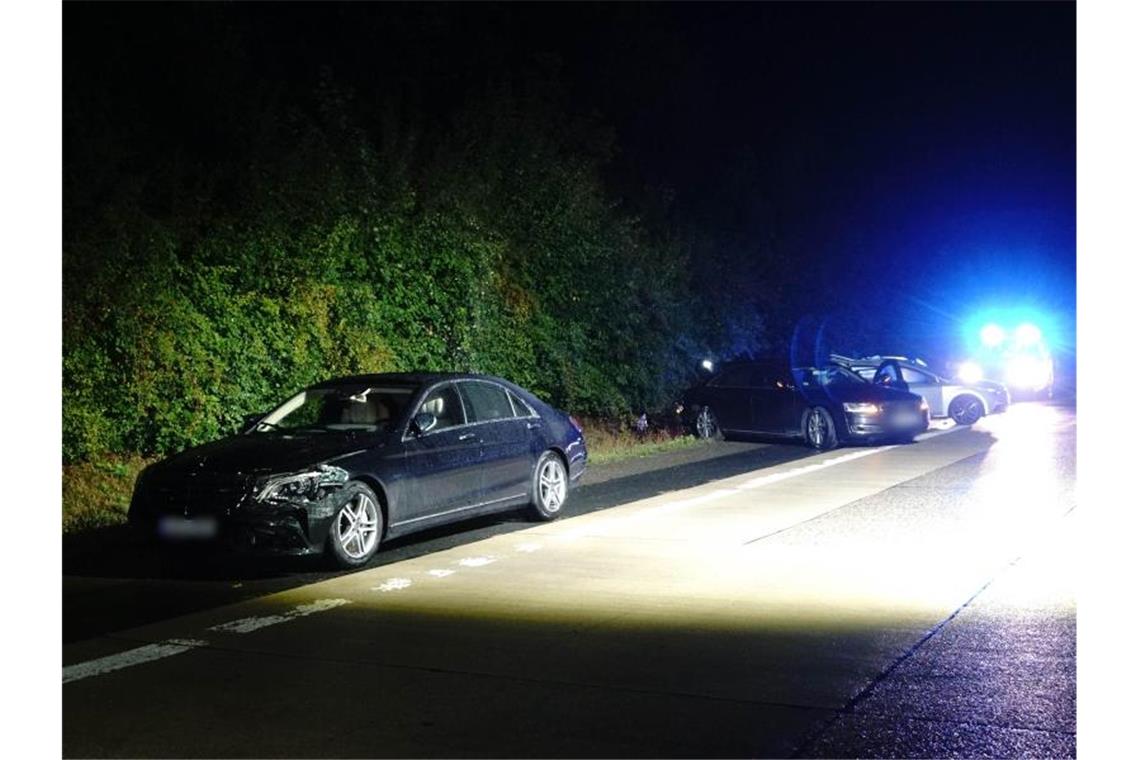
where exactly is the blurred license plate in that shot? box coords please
[894,413,922,426]
[158,515,218,540]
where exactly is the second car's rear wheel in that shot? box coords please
[804,407,838,451]
[326,482,383,569]
[529,451,568,521]
[695,406,724,440]
[948,395,984,426]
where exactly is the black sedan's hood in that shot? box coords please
[153,432,377,477]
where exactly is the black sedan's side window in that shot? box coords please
[417,384,465,430]
[458,381,514,422]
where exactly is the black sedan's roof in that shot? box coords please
[310,372,496,389]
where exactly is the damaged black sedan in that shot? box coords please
[128,373,588,568]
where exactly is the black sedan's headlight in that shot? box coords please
[254,465,349,504]
[842,402,881,415]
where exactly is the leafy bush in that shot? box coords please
[63,57,763,465]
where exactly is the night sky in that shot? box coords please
[561,2,1076,354]
[66,1,1075,363]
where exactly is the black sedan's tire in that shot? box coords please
[803,406,839,451]
[326,482,384,569]
[694,405,724,441]
[529,451,568,521]
[948,395,984,426]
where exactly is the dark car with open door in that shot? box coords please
[680,360,929,450]
[128,373,587,568]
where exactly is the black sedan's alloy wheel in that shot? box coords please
[326,482,383,569]
[529,451,568,521]
[804,406,838,451]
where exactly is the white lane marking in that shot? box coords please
[515,542,543,553]
[738,447,894,490]
[373,578,413,592]
[208,598,351,634]
[64,639,207,684]
[426,569,455,578]
[458,556,497,567]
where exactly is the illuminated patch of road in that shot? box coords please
[208,598,351,634]
[63,424,976,686]
[373,556,502,592]
[63,639,207,684]
[376,556,500,589]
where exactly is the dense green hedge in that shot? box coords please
[63,73,764,463]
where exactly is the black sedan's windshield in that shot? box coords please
[257,386,417,433]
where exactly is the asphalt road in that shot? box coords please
[62,402,1076,758]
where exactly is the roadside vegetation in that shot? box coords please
[62,456,151,534]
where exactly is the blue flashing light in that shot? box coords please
[980,324,1005,347]
[963,307,1058,356]
[1014,323,1042,346]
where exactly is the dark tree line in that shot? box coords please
[63,4,789,462]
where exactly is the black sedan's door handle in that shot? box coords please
[458,432,479,442]
[526,422,541,430]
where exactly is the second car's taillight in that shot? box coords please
[569,415,584,435]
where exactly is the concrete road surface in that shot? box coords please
[63,402,1076,758]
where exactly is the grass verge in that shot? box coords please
[62,455,152,534]
[578,418,704,465]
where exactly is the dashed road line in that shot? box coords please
[64,639,207,684]
[208,598,351,634]
[458,556,497,567]
[65,599,352,684]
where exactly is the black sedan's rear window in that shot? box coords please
[458,381,514,422]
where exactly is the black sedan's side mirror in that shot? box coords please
[411,412,438,435]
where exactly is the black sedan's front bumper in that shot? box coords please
[130,490,349,557]
[843,408,930,441]
[221,507,334,555]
